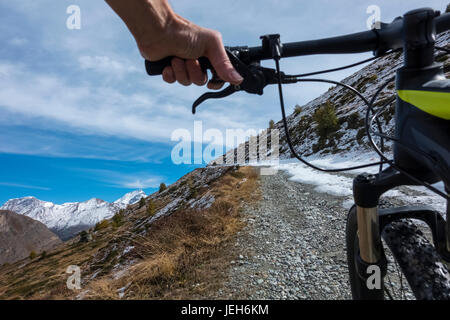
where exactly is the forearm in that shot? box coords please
[106,0,243,86]
[105,0,176,47]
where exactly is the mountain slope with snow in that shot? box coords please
[215,31,449,164]
[0,190,146,240]
[113,190,147,207]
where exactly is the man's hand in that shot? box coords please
[106,0,243,89]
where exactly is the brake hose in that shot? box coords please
[272,51,450,200]
[273,57,388,173]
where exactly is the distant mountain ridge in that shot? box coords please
[0,210,62,265]
[0,190,146,240]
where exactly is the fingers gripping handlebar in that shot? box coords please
[145,56,212,76]
[147,45,295,114]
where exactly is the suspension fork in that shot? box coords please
[352,168,412,294]
[356,205,381,263]
[352,170,405,261]
[352,173,386,291]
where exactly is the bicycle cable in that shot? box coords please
[290,49,401,78]
[291,56,379,78]
[272,51,450,200]
[274,57,389,173]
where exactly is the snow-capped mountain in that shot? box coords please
[0,190,146,240]
[113,190,146,208]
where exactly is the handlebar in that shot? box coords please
[146,11,450,76]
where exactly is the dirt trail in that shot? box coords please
[211,166,426,300]
[213,169,352,299]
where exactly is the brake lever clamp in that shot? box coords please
[192,48,290,114]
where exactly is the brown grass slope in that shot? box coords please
[0,166,259,300]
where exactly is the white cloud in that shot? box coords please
[78,55,139,76]
[77,168,163,189]
[0,182,51,191]
[121,178,160,189]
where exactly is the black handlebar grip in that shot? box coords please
[145,57,173,75]
[145,57,213,76]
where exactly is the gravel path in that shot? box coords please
[215,169,352,299]
[211,167,438,300]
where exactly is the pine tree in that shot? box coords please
[139,197,146,208]
[159,182,167,192]
[147,199,156,216]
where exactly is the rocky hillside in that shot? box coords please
[0,210,61,265]
[0,165,259,299]
[1,190,146,240]
[218,31,449,163]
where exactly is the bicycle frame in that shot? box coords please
[352,9,450,296]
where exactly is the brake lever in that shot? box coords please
[191,49,249,114]
[192,85,238,114]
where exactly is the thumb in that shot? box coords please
[206,33,243,85]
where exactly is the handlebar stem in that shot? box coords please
[260,34,283,59]
[403,8,439,68]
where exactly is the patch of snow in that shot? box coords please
[277,162,353,197]
[117,283,131,299]
[89,270,102,280]
[122,246,134,255]
[190,192,215,209]
[271,153,446,214]
[150,197,183,222]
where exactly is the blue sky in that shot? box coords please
[0,0,447,204]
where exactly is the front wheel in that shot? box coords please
[346,205,450,300]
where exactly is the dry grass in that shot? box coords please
[0,166,260,300]
[85,166,260,300]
